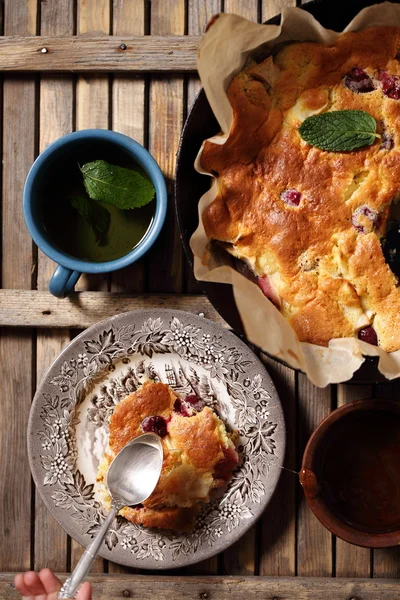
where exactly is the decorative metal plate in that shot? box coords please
[28,309,285,569]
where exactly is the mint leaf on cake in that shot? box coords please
[81,160,155,209]
[298,109,380,152]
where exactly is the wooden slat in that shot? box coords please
[335,384,372,578]
[0,0,37,572]
[184,1,220,296]
[216,0,259,578]
[147,1,185,294]
[110,0,146,295]
[374,547,400,579]
[228,0,295,577]
[225,0,258,18]
[72,0,111,570]
[372,381,400,578]
[259,358,296,576]
[148,0,201,572]
[74,1,110,294]
[108,0,146,574]
[262,0,296,20]
[184,2,221,578]
[0,36,199,72]
[2,573,400,599]
[297,375,333,577]
[0,289,225,328]
[34,0,74,572]
[1,83,35,288]
[187,2,219,108]
[220,0,295,579]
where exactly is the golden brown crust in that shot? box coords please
[201,27,400,351]
[98,381,238,532]
[108,382,176,454]
[167,408,225,470]
[120,505,199,533]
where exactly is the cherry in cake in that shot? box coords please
[358,326,378,346]
[344,67,375,93]
[141,415,168,437]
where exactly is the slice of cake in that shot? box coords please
[96,381,238,533]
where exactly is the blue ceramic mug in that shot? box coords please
[23,129,167,298]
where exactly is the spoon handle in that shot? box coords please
[58,505,118,599]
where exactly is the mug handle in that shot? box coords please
[49,265,81,298]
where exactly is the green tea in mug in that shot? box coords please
[42,144,155,262]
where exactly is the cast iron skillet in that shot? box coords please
[175,0,398,384]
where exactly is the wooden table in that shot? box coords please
[0,0,399,598]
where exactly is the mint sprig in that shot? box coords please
[80,160,155,210]
[298,109,380,152]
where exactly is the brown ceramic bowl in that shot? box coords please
[300,398,400,548]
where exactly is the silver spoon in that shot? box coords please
[58,433,163,599]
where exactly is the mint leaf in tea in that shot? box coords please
[81,160,155,209]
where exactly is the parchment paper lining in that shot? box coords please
[190,3,400,387]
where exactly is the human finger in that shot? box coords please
[22,572,47,596]
[14,573,34,598]
[38,569,62,594]
[77,582,92,600]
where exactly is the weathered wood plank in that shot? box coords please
[184,1,220,296]
[77,0,109,34]
[34,0,74,572]
[217,0,259,577]
[221,2,289,578]
[187,1,219,108]
[147,1,185,294]
[225,0,258,19]
[259,357,296,576]
[2,81,36,289]
[297,375,333,577]
[39,1,73,36]
[108,0,146,575]
[185,0,221,570]
[262,0,296,21]
[335,384,372,578]
[374,547,400,579]
[2,574,400,599]
[149,0,201,572]
[372,381,400,578]
[0,0,37,572]
[0,36,199,71]
[72,0,111,570]
[0,330,33,570]
[74,1,110,294]
[0,289,225,328]
[110,0,146,295]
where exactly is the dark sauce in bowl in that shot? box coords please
[317,410,400,533]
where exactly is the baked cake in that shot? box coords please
[96,381,238,533]
[200,26,400,352]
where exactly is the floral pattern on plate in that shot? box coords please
[29,310,285,569]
